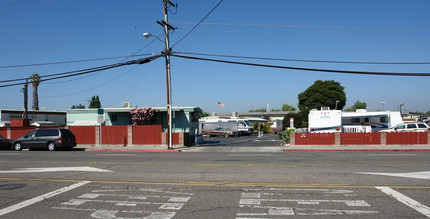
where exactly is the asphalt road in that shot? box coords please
[0,141,429,218]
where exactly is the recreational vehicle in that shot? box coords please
[308,108,403,133]
[200,116,254,135]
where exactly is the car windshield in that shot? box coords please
[244,121,251,126]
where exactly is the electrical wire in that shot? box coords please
[171,53,430,77]
[0,55,162,88]
[171,0,224,48]
[176,51,430,65]
[170,21,430,31]
[41,65,142,98]
[0,53,154,69]
[105,62,155,107]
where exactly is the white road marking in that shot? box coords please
[0,181,90,217]
[55,187,192,219]
[0,166,113,173]
[228,154,271,157]
[369,154,416,156]
[376,186,430,218]
[357,171,430,180]
[96,154,136,156]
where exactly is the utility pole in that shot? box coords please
[161,0,175,150]
[24,79,28,126]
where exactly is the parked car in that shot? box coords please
[379,123,430,132]
[201,127,238,137]
[12,128,77,151]
[0,135,12,149]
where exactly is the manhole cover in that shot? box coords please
[0,184,27,190]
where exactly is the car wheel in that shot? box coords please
[224,133,229,138]
[47,142,56,151]
[14,142,22,151]
[205,132,211,137]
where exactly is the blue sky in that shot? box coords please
[1,0,429,114]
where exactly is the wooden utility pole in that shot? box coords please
[162,0,175,150]
[24,79,29,126]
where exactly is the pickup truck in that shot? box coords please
[201,128,238,137]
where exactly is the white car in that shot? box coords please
[379,123,430,132]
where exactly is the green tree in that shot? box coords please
[282,109,309,128]
[298,80,346,111]
[29,73,40,110]
[281,104,296,111]
[345,101,367,112]
[89,95,101,108]
[249,108,266,112]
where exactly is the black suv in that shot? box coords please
[13,129,77,151]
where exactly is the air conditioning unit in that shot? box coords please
[123,102,132,108]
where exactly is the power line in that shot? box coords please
[171,53,430,77]
[171,0,224,48]
[0,53,154,69]
[176,51,430,65]
[170,21,430,31]
[0,55,162,88]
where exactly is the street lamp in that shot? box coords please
[143,33,164,42]
[143,31,173,150]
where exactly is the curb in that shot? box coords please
[283,149,430,152]
[89,149,182,152]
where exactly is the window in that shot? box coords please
[36,129,59,137]
[111,115,117,122]
[418,124,428,128]
[364,118,369,123]
[380,117,388,123]
[407,124,417,129]
[351,118,360,123]
[396,124,406,130]
[26,130,37,137]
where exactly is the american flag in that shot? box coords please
[218,101,225,108]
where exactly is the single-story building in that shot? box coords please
[67,106,203,145]
[0,109,66,127]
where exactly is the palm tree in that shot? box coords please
[29,73,40,110]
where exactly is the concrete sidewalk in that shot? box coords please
[283,144,430,152]
[75,144,186,152]
[75,144,430,152]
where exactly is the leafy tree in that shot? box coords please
[426,111,430,115]
[281,104,296,111]
[345,101,367,112]
[282,109,309,128]
[298,80,346,111]
[249,108,266,112]
[271,108,281,112]
[29,73,40,110]
[71,104,86,109]
[89,95,101,109]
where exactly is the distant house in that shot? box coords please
[67,106,203,145]
[0,109,66,127]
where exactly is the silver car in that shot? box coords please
[379,123,430,132]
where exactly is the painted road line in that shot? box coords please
[0,153,19,155]
[96,154,136,156]
[0,181,91,217]
[376,186,430,218]
[358,171,430,180]
[369,154,417,156]
[0,166,113,173]
[228,154,271,157]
